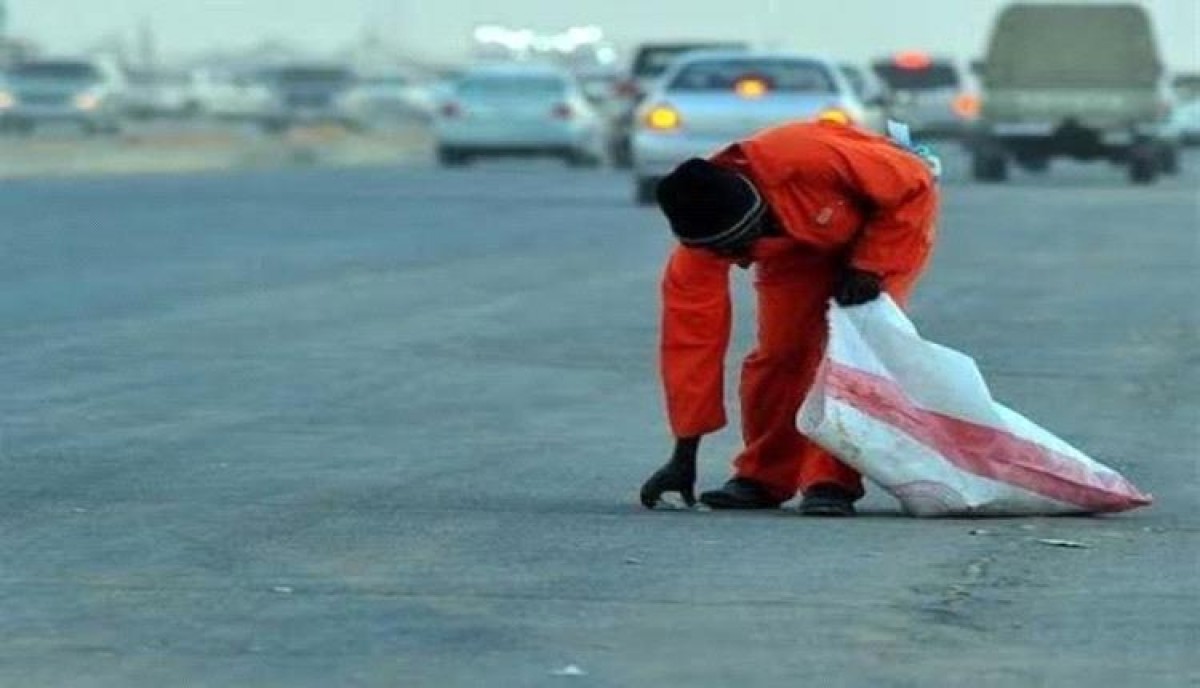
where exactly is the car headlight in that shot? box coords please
[816,107,853,125]
[643,104,682,131]
[0,90,15,109]
[74,92,101,111]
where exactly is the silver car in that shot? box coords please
[631,52,867,204]
[433,64,604,167]
[870,53,977,139]
[0,58,126,134]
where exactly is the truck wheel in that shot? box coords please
[972,148,1008,182]
[437,146,470,167]
[1157,145,1180,175]
[565,150,600,168]
[1015,154,1048,173]
[1128,146,1158,184]
[634,177,659,205]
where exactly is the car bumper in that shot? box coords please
[984,122,1170,144]
[632,131,733,178]
[436,121,594,150]
[1,105,107,122]
[267,106,351,123]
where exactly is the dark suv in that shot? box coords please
[970,3,1177,184]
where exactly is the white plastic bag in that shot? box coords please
[797,297,1152,516]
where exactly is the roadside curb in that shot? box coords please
[0,123,433,180]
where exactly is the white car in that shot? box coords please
[186,68,274,122]
[433,63,604,166]
[1166,98,1200,145]
[870,53,978,139]
[631,52,868,204]
[338,72,437,125]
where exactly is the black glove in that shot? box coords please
[639,437,699,509]
[834,268,883,306]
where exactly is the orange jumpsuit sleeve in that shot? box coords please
[660,245,733,438]
[838,143,938,283]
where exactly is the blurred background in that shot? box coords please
[0,0,1197,183]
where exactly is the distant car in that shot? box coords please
[870,52,977,139]
[0,58,126,134]
[124,70,195,119]
[609,41,750,168]
[970,3,1177,184]
[631,52,867,204]
[259,64,358,132]
[433,64,604,167]
[837,62,891,133]
[338,72,437,125]
[187,68,274,122]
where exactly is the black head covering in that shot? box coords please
[655,158,766,248]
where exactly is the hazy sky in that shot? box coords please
[9,0,1200,69]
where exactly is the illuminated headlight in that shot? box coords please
[0,91,15,109]
[74,92,101,111]
[643,104,682,131]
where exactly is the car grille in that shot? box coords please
[22,93,70,106]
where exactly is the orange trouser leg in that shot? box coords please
[731,271,864,501]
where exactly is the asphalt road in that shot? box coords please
[1,149,1197,687]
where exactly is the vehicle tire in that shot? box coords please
[3,118,33,136]
[565,150,600,168]
[611,139,633,170]
[1157,144,1180,175]
[437,146,470,167]
[634,176,659,205]
[971,147,1008,182]
[1128,145,1158,185]
[1015,154,1049,173]
[260,119,288,135]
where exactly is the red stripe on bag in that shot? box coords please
[826,363,1152,512]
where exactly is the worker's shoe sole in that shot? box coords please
[699,478,784,510]
[797,484,858,517]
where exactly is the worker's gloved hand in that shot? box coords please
[834,268,883,306]
[640,437,699,509]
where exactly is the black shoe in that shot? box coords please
[798,484,857,517]
[699,478,783,510]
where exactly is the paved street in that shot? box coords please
[1,150,1197,687]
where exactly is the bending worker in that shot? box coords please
[639,119,940,516]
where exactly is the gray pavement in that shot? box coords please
[0,149,1197,687]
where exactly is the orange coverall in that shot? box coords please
[660,121,938,501]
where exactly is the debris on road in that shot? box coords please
[551,664,586,677]
[1035,538,1090,549]
[271,586,294,594]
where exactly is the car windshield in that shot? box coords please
[458,76,566,98]
[13,61,99,81]
[669,59,836,93]
[873,63,960,90]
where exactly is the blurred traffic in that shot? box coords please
[1,2,1198,190]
